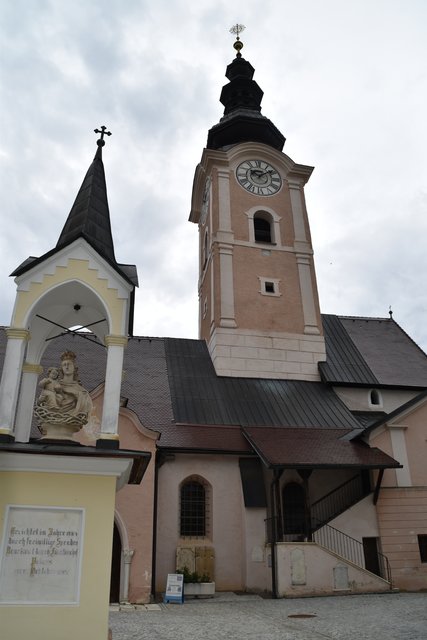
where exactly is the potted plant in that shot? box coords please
[178,566,215,598]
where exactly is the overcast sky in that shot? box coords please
[1,0,426,352]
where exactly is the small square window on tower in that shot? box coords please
[258,277,281,297]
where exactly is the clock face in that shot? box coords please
[236,159,282,196]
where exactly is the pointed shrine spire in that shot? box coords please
[207,26,285,151]
[12,127,138,297]
[56,126,116,263]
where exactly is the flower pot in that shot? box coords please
[184,582,215,598]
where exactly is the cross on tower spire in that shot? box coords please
[94,125,112,147]
[229,23,245,57]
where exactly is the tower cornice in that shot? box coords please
[190,142,314,225]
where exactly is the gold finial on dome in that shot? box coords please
[229,24,245,57]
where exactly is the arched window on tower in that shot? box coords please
[253,212,273,243]
[180,477,209,537]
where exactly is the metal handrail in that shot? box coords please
[264,518,392,586]
[313,524,391,585]
[311,474,370,530]
[264,474,370,544]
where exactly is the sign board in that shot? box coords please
[0,505,84,605]
[163,573,184,604]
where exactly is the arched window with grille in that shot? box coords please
[180,477,209,537]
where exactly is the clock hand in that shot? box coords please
[250,169,270,185]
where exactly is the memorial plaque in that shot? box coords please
[290,548,307,585]
[334,564,349,590]
[0,505,84,604]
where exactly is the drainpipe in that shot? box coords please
[150,450,161,601]
[270,468,283,599]
[373,469,384,505]
[274,470,284,541]
[270,474,278,599]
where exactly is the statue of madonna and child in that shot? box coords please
[34,350,93,441]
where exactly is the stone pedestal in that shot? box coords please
[39,421,84,441]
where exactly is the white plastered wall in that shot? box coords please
[156,454,270,593]
[333,387,418,414]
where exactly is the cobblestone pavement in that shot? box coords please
[109,592,427,640]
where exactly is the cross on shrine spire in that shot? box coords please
[94,125,112,147]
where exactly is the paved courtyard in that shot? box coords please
[109,592,427,640]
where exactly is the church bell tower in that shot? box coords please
[189,28,325,380]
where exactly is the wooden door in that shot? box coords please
[363,537,380,576]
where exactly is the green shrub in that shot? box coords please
[177,566,211,583]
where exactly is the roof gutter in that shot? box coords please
[269,462,401,471]
[156,446,252,456]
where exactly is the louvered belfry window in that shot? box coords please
[180,479,206,537]
[254,214,272,243]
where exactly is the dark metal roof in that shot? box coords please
[243,427,401,469]
[351,411,388,428]
[164,338,361,431]
[319,314,378,385]
[0,330,361,446]
[320,314,427,388]
[1,319,424,464]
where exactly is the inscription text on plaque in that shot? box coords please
[0,505,84,604]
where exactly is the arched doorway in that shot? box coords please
[282,482,306,537]
[110,523,121,603]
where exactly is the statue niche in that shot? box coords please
[35,350,93,441]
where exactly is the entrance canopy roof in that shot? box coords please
[243,426,401,470]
